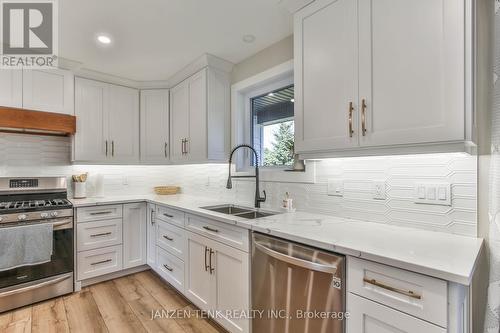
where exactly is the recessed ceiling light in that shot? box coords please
[291,98,295,103]
[97,34,112,45]
[268,92,274,97]
[242,34,256,43]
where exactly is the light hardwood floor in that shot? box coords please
[0,270,226,333]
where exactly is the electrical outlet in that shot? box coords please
[327,179,344,197]
[372,181,386,200]
[414,183,451,206]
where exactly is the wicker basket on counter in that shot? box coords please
[154,186,180,195]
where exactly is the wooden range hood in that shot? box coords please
[0,106,76,136]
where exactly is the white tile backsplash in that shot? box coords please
[0,133,477,236]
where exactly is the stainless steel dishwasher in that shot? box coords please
[252,233,345,333]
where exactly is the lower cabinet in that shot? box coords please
[146,203,156,267]
[185,230,250,333]
[123,203,147,269]
[77,245,123,280]
[347,293,446,333]
[156,246,185,293]
[76,203,147,283]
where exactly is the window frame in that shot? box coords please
[250,84,295,168]
[230,60,316,183]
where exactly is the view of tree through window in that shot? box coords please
[251,85,294,167]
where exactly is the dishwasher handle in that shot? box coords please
[254,240,338,274]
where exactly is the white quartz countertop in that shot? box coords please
[70,194,484,285]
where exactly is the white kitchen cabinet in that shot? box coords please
[358,0,464,147]
[0,69,22,108]
[211,235,250,333]
[107,84,139,162]
[185,230,249,333]
[73,77,139,163]
[74,78,108,162]
[185,231,213,311]
[22,69,74,115]
[347,293,446,333]
[123,203,147,269]
[294,0,359,153]
[295,0,471,156]
[170,80,189,162]
[156,246,185,293]
[146,203,156,268]
[140,89,170,162]
[170,67,230,163]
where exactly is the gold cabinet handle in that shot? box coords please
[163,264,173,272]
[363,278,421,300]
[184,138,189,154]
[111,141,115,156]
[181,139,185,154]
[162,235,174,241]
[348,102,354,138]
[361,99,367,136]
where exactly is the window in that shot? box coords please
[251,85,294,167]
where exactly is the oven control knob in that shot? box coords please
[50,211,59,217]
[40,212,49,219]
[17,214,27,221]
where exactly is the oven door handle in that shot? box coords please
[253,240,338,274]
[52,219,72,227]
[0,273,72,298]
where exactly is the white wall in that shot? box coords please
[231,35,293,84]
[0,133,477,236]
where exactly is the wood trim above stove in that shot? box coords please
[0,106,76,136]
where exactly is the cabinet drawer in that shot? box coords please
[157,220,186,260]
[347,293,446,333]
[156,246,185,293]
[156,206,185,227]
[77,245,123,280]
[348,257,447,327]
[186,214,249,252]
[77,205,123,223]
[77,218,122,252]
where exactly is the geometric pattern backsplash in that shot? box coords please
[0,132,477,236]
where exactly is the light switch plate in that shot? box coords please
[327,179,344,197]
[414,183,451,206]
[372,181,386,200]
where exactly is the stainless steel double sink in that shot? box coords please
[200,204,278,220]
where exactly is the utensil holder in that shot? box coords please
[74,182,87,199]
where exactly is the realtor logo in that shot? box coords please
[0,0,58,68]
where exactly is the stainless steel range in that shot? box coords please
[0,177,74,313]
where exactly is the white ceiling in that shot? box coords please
[59,0,293,81]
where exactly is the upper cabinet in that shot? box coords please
[73,77,139,163]
[140,90,170,163]
[0,70,22,108]
[0,68,74,115]
[294,0,471,157]
[170,67,230,163]
[22,69,74,115]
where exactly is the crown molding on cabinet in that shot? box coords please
[166,53,234,88]
[282,0,316,13]
[57,53,233,90]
